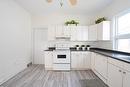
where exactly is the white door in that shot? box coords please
[108,63,123,87]
[33,29,48,64]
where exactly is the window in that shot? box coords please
[114,10,130,53]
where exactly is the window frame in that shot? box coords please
[113,9,130,51]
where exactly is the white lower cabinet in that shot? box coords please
[94,53,108,84]
[91,52,96,71]
[108,58,130,87]
[44,51,53,70]
[71,51,90,70]
[108,63,123,87]
[95,54,108,79]
[123,70,130,87]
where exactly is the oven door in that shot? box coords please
[53,50,70,63]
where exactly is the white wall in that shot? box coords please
[31,14,95,28]
[0,0,31,84]
[94,0,130,49]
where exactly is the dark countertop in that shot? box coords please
[44,47,130,64]
[44,47,55,51]
[91,48,130,64]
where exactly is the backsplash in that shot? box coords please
[47,41,96,48]
[93,41,113,50]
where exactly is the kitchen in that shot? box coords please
[0,0,130,87]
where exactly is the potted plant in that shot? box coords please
[95,17,106,24]
[65,20,79,26]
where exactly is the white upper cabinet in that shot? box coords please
[97,21,110,40]
[70,26,88,41]
[48,25,92,41]
[55,26,71,38]
[81,26,89,41]
[63,26,71,37]
[70,26,78,41]
[48,26,56,41]
[88,25,97,41]
[55,26,63,37]
[88,21,110,41]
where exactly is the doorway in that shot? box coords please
[33,28,48,64]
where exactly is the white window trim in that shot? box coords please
[113,9,130,50]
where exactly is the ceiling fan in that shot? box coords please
[46,0,77,6]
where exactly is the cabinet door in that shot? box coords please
[88,25,97,41]
[48,26,55,41]
[55,26,63,37]
[95,54,108,79]
[82,52,90,69]
[123,70,130,87]
[97,23,103,40]
[97,21,110,40]
[76,26,88,41]
[108,63,122,87]
[71,52,80,68]
[70,26,88,41]
[71,52,90,69]
[63,26,71,37]
[44,51,53,69]
[70,26,77,41]
[91,52,96,70]
[82,26,88,41]
[76,28,83,41]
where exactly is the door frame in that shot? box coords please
[32,27,48,64]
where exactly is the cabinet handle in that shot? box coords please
[123,72,126,74]
[119,70,122,72]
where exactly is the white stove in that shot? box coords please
[53,42,71,71]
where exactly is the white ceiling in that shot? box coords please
[14,0,113,15]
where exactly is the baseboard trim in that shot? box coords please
[27,62,32,67]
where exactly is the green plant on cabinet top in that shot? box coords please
[65,20,79,26]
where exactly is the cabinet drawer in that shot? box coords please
[108,58,124,69]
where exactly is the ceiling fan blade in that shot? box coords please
[69,0,77,5]
[46,0,52,3]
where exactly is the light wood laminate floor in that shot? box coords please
[1,65,107,87]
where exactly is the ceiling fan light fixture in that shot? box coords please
[46,0,77,6]
[69,0,77,6]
